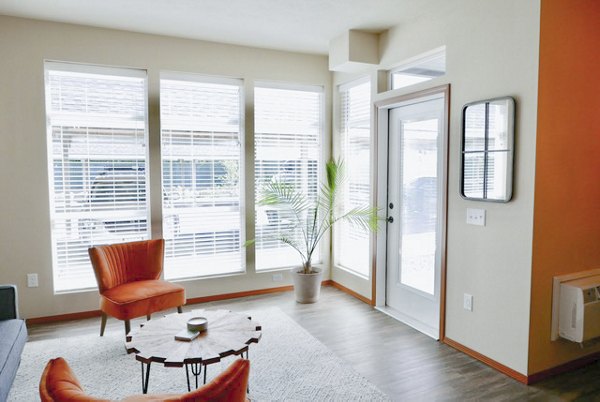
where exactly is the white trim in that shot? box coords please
[239,82,247,273]
[387,46,446,75]
[44,60,147,79]
[376,306,439,340]
[373,85,450,340]
[387,46,446,91]
[338,75,370,92]
[334,263,369,280]
[160,71,243,87]
[254,80,324,94]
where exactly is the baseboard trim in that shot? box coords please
[329,280,371,305]
[187,280,334,304]
[27,309,102,326]
[527,351,600,384]
[443,337,528,384]
[27,280,334,325]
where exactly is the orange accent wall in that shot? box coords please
[529,0,600,374]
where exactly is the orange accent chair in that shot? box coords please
[88,239,185,337]
[39,357,250,402]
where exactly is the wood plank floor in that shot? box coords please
[27,286,600,401]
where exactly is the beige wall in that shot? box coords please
[0,16,332,319]
[332,0,540,374]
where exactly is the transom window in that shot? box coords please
[390,48,446,90]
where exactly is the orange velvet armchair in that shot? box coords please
[39,357,250,402]
[88,239,185,336]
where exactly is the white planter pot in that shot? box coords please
[291,267,323,303]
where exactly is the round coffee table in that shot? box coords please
[125,309,262,393]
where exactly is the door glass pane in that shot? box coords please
[399,117,439,295]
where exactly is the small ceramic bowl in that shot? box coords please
[187,317,208,332]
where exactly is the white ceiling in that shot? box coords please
[0,0,443,55]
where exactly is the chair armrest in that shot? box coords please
[0,285,19,320]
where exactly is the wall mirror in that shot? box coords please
[461,97,515,202]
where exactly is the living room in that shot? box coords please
[1,0,599,400]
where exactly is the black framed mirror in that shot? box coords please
[460,96,515,202]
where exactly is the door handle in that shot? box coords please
[387,216,394,223]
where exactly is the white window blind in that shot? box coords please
[44,62,150,292]
[335,79,372,277]
[160,75,244,280]
[254,85,322,270]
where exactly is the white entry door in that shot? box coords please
[385,92,447,339]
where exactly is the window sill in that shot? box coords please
[333,264,370,281]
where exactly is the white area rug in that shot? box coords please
[9,307,389,401]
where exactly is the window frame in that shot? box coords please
[333,76,373,279]
[159,71,246,281]
[388,47,446,91]
[44,60,151,294]
[253,80,326,272]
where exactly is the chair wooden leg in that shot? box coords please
[124,319,131,335]
[177,306,183,313]
[100,313,107,337]
[146,314,151,321]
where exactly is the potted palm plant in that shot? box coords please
[247,159,379,303]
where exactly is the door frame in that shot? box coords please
[370,84,450,340]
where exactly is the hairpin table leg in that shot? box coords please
[140,361,151,394]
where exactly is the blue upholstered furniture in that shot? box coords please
[0,285,27,401]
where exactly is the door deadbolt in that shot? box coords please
[389,202,394,209]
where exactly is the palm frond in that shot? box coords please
[318,159,345,211]
[258,180,311,251]
[336,205,380,232]
[245,158,380,267]
[258,181,309,214]
[325,158,346,195]
[275,234,307,263]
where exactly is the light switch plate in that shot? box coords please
[466,208,486,226]
[464,293,473,311]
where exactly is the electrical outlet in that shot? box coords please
[464,293,473,311]
[27,273,39,288]
[466,208,486,226]
[272,273,283,282]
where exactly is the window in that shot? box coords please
[160,75,244,279]
[254,84,323,270]
[45,62,150,292]
[335,79,372,277]
[390,48,446,90]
